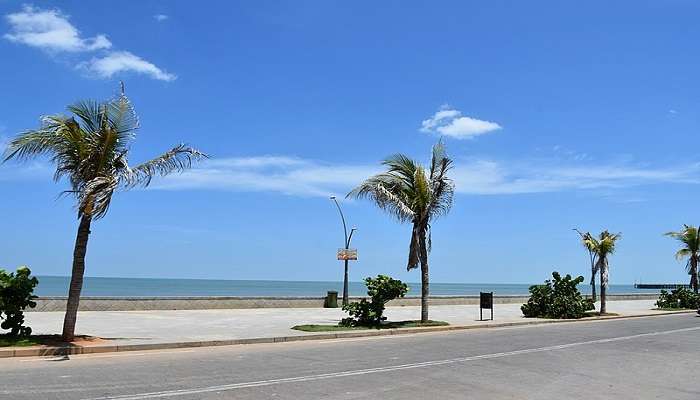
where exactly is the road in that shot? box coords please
[0,314,698,399]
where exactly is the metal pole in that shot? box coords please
[331,197,352,306]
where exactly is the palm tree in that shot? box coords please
[665,225,700,293]
[348,142,454,322]
[574,229,598,302]
[3,88,206,341]
[583,230,621,314]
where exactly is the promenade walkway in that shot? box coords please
[22,300,667,347]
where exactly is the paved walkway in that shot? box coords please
[22,300,666,346]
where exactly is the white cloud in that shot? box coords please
[421,105,501,139]
[154,14,169,22]
[152,154,700,198]
[4,6,175,82]
[82,51,176,81]
[4,6,111,52]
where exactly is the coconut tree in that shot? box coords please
[586,230,621,314]
[665,225,700,293]
[574,229,598,302]
[3,88,206,341]
[348,142,454,322]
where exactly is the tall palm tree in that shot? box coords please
[574,229,598,302]
[665,225,700,293]
[583,230,621,314]
[348,142,454,322]
[3,88,206,341]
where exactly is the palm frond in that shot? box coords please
[4,87,205,221]
[67,100,102,133]
[348,177,416,223]
[124,144,208,188]
[78,176,118,219]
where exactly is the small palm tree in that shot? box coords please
[665,225,700,293]
[348,142,454,322]
[583,230,621,314]
[3,88,206,341]
[574,229,598,302]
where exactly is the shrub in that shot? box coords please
[340,275,408,327]
[521,271,594,319]
[0,266,39,337]
[656,288,700,309]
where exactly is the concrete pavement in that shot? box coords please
[1,313,698,399]
[23,300,665,345]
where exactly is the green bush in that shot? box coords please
[340,275,408,327]
[656,288,700,309]
[521,271,594,319]
[0,266,39,337]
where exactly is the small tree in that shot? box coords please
[521,271,594,319]
[574,229,598,302]
[587,231,621,314]
[665,225,700,293]
[348,142,454,323]
[3,88,206,341]
[0,266,39,337]
[340,275,408,327]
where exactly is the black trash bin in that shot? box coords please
[325,291,339,308]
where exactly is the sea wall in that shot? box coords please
[29,293,659,312]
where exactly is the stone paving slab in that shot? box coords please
[22,300,661,345]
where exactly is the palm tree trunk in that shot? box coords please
[62,215,92,342]
[691,257,698,294]
[420,261,429,323]
[419,227,429,323]
[599,260,607,315]
[589,252,596,303]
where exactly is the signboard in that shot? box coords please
[480,292,493,321]
[337,248,358,260]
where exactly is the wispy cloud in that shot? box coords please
[81,51,176,81]
[450,159,699,195]
[153,154,700,198]
[0,134,8,155]
[421,105,501,139]
[154,156,379,197]
[154,14,169,22]
[3,6,174,81]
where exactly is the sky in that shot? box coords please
[1,1,700,285]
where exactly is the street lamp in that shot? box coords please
[330,196,356,306]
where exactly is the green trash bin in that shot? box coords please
[325,291,338,308]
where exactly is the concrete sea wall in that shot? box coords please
[29,293,659,312]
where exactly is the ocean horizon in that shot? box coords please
[34,276,660,297]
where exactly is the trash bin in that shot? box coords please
[325,291,338,308]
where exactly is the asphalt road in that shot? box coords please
[1,314,699,400]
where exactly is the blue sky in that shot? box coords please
[1,1,699,285]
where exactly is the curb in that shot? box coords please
[1,310,695,359]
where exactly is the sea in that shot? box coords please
[34,276,657,297]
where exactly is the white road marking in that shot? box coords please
[83,325,700,400]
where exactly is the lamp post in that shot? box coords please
[330,196,356,306]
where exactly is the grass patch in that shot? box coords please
[0,335,41,347]
[655,307,697,311]
[292,320,449,332]
[584,311,620,317]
